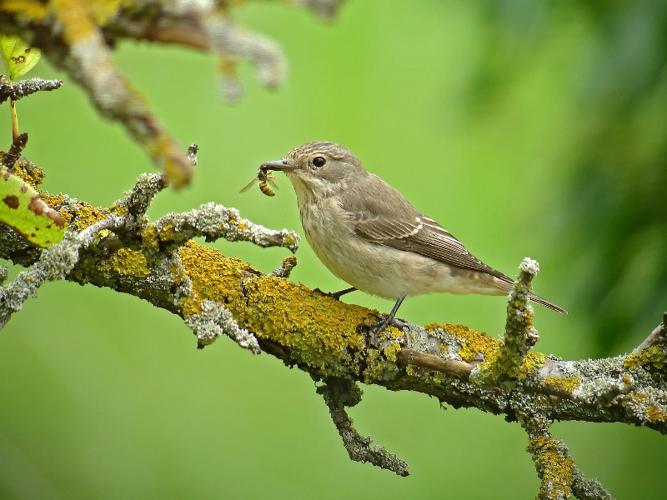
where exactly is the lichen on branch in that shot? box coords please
[1,163,666,499]
[317,377,409,477]
[476,256,541,385]
[0,76,62,104]
[520,415,612,500]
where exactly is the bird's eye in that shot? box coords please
[312,156,326,168]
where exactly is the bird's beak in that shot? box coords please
[260,159,296,172]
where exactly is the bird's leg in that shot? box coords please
[314,286,357,301]
[358,295,407,337]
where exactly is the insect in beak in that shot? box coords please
[240,169,278,197]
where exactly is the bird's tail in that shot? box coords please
[529,293,567,315]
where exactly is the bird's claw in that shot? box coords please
[313,287,338,300]
[356,315,408,337]
[313,286,356,301]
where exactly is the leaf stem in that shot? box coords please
[9,97,19,141]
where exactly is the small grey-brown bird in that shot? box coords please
[261,141,566,333]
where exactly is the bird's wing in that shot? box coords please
[340,174,512,283]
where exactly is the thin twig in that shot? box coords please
[0,77,63,104]
[520,415,613,500]
[396,348,472,379]
[186,299,260,353]
[120,173,167,220]
[187,143,199,166]
[635,313,667,352]
[317,377,409,477]
[2,132,28,171]
[478,257,540,384]
[271,256,297,278]
[146,202,299,252]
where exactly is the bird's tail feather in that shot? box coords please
[529,293,567,314]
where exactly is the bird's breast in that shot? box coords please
[295,196,506,299]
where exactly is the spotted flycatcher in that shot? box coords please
[261,141,565,333]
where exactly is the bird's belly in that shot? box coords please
[300,206,503,299]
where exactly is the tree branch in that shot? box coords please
[476,257,540,385]
[0,4,663,495]
[1,160,665,497]
[317,377,409,477]
[0,1,342,185]
[520,415,612,500]
[0,76,63,104]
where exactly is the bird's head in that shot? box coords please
[260,141,364,199]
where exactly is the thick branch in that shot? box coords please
[0,173,664,441]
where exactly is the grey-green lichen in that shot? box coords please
[317,377,409,477]
[0,215,122,328]
[185,298,260,353]
[142,202,299,253]
[0,76,62,104]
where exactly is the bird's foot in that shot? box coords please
[313,286,356,301]
[356,316,408,349]
[356,315,408,337]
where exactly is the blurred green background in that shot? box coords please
[1,1,666,498]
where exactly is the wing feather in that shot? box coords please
[342,174,512,283]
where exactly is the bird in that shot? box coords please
[260,141,566,334]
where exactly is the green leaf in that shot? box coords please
[0,35,41,81]
[0,167,64,248]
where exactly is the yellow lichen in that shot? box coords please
[97,248,150,278]
[0,0,48,20]
[646,405,667,423]
[6,157,44,186]
[382,341,402,362]
[38,193,108,230]
[71,203,108,230]
[141,222,179,247]
[427,322,546,379]
[529,435,575,500]
[141,225,159,248]
[544,375,580,394]
[440,323,500,363]
[518,352,547,379]
[363,348,399,383]
[178,241,369,377]
[624,345,666,370]
[53,0,99,43]
[109,202,128,217]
